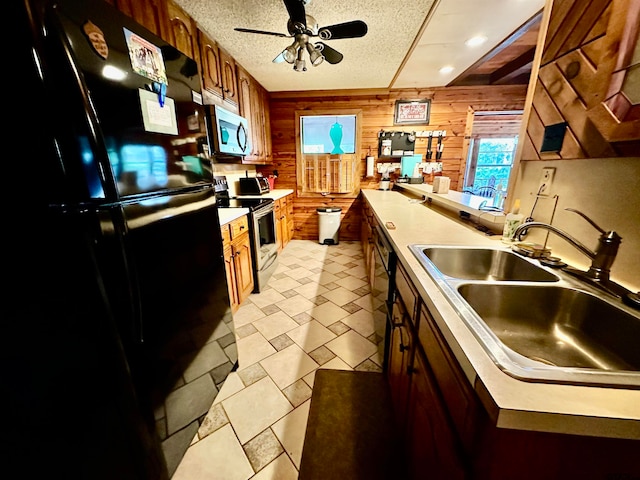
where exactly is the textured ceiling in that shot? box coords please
[174,0,544,92]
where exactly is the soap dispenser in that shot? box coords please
[502,199,524,242]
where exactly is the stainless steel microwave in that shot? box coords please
[208,105,251,157]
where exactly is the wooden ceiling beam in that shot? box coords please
[490,48,536,84]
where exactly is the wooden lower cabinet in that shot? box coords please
[406,349,467,480]
[387,259,640,480]
[275,194,294,252]
[221,215,253,312]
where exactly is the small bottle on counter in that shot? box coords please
[502,199,524,243]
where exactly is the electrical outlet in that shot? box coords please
[538,167,555,196]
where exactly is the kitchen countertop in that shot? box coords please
[217,189,294,226]
[362,188,640,440]
[395,182,506,227]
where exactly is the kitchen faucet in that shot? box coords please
[512,208,634,300]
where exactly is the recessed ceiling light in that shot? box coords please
[439,66,454,74]
[465,35,487,47]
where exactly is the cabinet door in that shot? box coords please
[197,29,223,103]
[219,48,238,108]
[236,64,259,162]
[286,194,295,242]
[115,0,171,41]
[165,0,199,63]
[406,349,467,480]
[387,296,413,430]
[223,242,239,312]
[274,198,286,253]
[232,234,254,304]
[261,86,272,164]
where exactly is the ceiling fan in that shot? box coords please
[234,0,368,72]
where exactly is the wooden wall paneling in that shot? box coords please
[538,62,615,158]
[562,0,610,58]
[526,101,555,160]
[554,48,600,104]
[261,85,527,241]
[542,0,585,64]
[521,134,541,161]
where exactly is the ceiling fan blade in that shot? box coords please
[318,20,368,40]
[234,27,291,38]
[282,0,307,29]
[315,42,343,64]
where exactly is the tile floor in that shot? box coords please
[172,240,387,479]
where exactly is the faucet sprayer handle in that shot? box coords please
[565,208,607,235]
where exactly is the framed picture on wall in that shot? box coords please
[394,99,431,125]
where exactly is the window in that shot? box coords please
[296,109,362,196]
[468,136,518,190]
[462,110,522,197]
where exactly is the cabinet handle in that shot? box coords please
[398,326,410,352]
[240,225,245,230]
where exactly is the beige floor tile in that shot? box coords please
[315,271,341,285]
[252,311,300,340]
[172,424,254,480]
[329,253,359,265]
[282,266,315,280]
[249,289,287,309]
[353,293,381,312]
[222,376,293,444]
[268,276,302,293]
[341,309,376,338]
[286,320,337,353]
[250,453,299,480]
[321,286,361,306]
[343,264,368,278]
[275,295,316,317]
[236,332,277,369]
[307,301,350,326]
[213,372,244,404]
[335,275,369,291]
[260,344,319,389]
[322,261,348,274]
[325,330,378,368]
[271,399,312,469]
[233,303,267,327]
[293,282,329,300]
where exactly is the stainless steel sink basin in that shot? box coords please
[408,244,640,389]
[457,284,640,371]
[420,247,559,282]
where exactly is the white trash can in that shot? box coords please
[317,208,342,245]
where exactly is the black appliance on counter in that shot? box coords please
[215,176,279,292]
[5,1,236,478]
[238,175,271,195]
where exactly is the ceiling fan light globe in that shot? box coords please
[306,43,324,66]
[283,45,298,64]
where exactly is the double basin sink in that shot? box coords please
[408,245,640,389]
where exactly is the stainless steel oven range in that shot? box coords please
[215,176,278,292]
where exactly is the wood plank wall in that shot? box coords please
[257,85,527,241]
[522,0,640,160]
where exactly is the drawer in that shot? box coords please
[220,224,231,245]
[230,215,249,239]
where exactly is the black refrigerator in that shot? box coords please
[4,1,237,478]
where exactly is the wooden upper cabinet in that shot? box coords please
[219,48,239,108]
[236,63,272,164]
[165,0,200,64]
[115,0,171,41]
[198,29,224,103]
